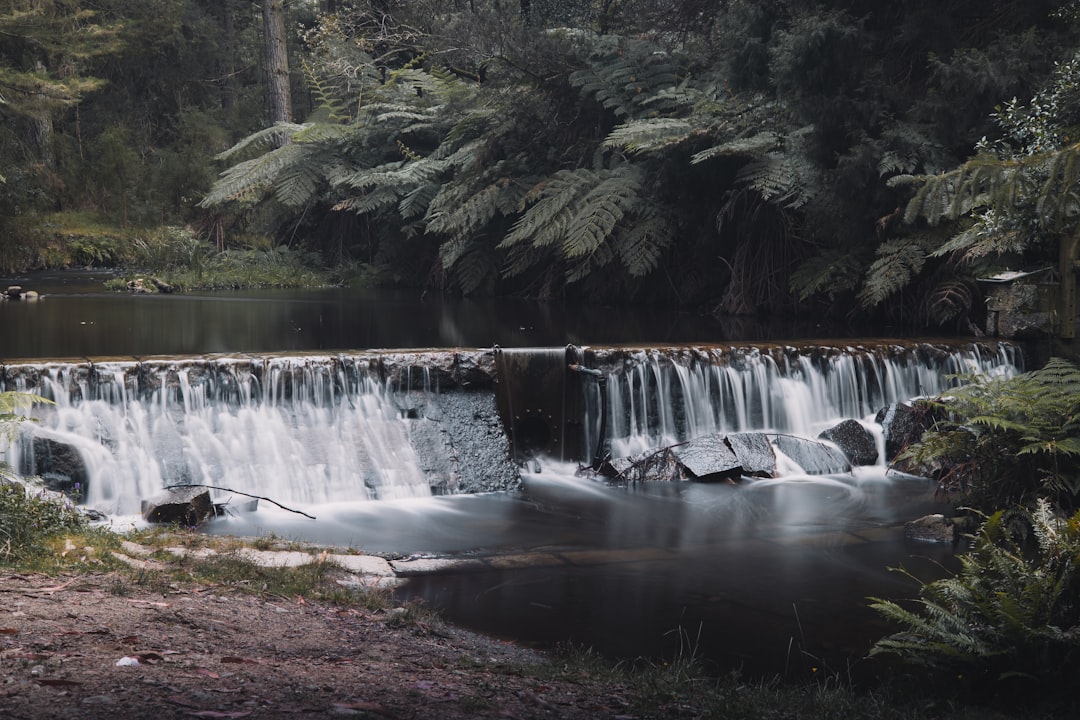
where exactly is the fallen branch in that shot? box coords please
[163,484,316,520]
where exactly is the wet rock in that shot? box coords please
[724,433,777,476]
[818,419,878,466]
[773,435,851,475]
[905,514,957,543]
[28,437,89,502]
[601,432,780,484]
[671,434,740,479]
[4,285,22,300]
[875,402,929,461]
[141,486,213,525]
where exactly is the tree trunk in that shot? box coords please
[262,0,292,132]
[221,0,237,123]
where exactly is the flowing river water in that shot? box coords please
[0,271,1026,679]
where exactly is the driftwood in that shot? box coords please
[163,484,316,520]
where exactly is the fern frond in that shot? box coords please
[691,131,780,164]
[398,182,441,220]
[735,152,812,208]
[332,185,402,215]
[200,141,305,207]
[614,212,672,277]
[500,169,601,249]
[603,118,696,154]
[213,122,307,162]
[563,166,644,259]
[859,237,928,306]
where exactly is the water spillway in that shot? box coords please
[0,340,1022,517]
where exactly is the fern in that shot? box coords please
[603,118,696,154]
[500,169,602,249]
[614,212,672,277]
[691,131,779,164]
[858,237,928,306]
[898,358,1080,508]
[871,501,1080,683]
[563,166,644,259]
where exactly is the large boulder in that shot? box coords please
[28,437,89,502]
[599,432,781,484]
[772,435,851,475]
[875,402,929,461]
[818,419,878,466]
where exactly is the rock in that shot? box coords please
[724,433,777,476]
[818,419,878,466]
[127,278,153,294]
[28,437,89,502]
[4,285,22,300]
[141,486,213,525]
[601,432,780,484]
[150,277,174,293]
[772,435,851,475]
[904,513,957,543]
[671,434,740,479]
[875,402,926,461]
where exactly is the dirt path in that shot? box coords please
[1,572,638,720]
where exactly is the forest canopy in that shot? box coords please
[3,0,1080,332]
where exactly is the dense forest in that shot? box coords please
[3,0,1080,332]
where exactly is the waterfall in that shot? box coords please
[581,341,1023,459]
[0,341,1023,516]
[1,355,466,516]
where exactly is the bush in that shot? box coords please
[0,482,85,565]
[870,500,1080,697]
[898,358,1080,511]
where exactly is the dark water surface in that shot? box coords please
[2,270,872,359]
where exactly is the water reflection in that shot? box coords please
[205,462,953,678]
[2,271,881,359]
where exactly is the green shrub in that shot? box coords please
[870,500,1080,694]
[898,358,1080,511]
[0,482,85,565]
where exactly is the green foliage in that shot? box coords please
[870,500,1080,692]
[0,482,85,565]
[0,392,52,441]
[899,358,1080,510]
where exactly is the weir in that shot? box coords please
[0,340,1022,517]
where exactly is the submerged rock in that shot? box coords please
[904,514,958,543]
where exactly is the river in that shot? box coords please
[0,270,1014,679]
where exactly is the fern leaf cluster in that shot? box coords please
[871,499,1080,684]
[858,237,928,306]
[898,358,1080,509]
[570,37,681,119]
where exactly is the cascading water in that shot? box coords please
[580,341,1023,461]
[0,341,1023,520]
[0,352,521,517]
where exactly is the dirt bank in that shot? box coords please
[1,571,638,720]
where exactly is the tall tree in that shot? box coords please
[263,0,292,130]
